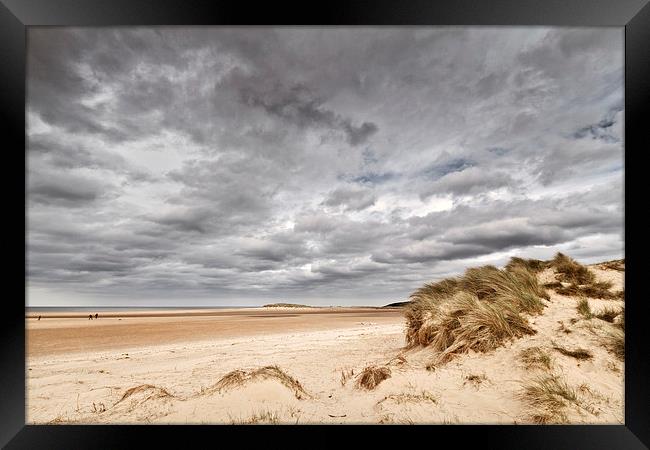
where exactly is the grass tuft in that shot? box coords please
[461,265,549,306]
[355,365,392,390]
[551,343,593,360]
[115,384,173,405]
[405,278,460,345]
[405,262,547,365]
[520,347,553,371]
[340,369,355,386]
[505,257,549,273]
[378,391,437,405]
[230,409,280,424]
[387,355,407,367]
[520,374,578,424]
[210,365,309,399]
[594,307,621,323]
[576,298,593,319]
[212,370,247,391]
[544,254,623,300]
[617,307,625,330]
[603,329,624,361]
[464,373,488,388]
[551,253,596,285]
[557,320,572,334]
[420,291,536,366]
[598,259,625,271]
[555,281,619,300]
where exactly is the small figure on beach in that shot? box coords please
[37,315,41,321]
[88,314,93,320]
[95,313,98,320]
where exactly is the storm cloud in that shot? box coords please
[26,27,624,306]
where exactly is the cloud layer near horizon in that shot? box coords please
[26,27,624,306]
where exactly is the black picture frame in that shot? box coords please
[2,0,649,448]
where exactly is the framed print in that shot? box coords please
[2,0,649,448]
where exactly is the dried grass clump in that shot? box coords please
[617,308,625,330]
[520,347,553,371]
[576,298,593,319]
[340,369,355,386]
[378,391,437,405]
[557,320,572,334]
[603,329,624,361]
[387,355,407,367]
[551,253,596,285]
[355,365,392,390]
[48,414,70,424]
[212,370,247,391]
[551,344,593,360]
[461,265,549,306]
[464,373,488,388]
[556,281,619,300]
[405,278,460,345]
[599,259,625,271]
[211,365,308,399]
[520,375,578,424]
[423,292,536,366]
[545,254,624,300]
[230,409,280,424]
[505,257,549,273]
[579,282,617,299]
[594,307,621,323]
[114,384,173,408]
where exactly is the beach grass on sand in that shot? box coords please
[27,253,624,425]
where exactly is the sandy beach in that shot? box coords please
[26,307,401,357]
[26,262,624,424]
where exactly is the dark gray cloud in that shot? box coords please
[421,167,519,198]
[26,27,623,306]
[240,82,378,146]
[29,170,111,206]
[322,186,377,211]
[572,105,623,143]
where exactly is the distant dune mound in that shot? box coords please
[383,301,411,308]
[263,303,314,308]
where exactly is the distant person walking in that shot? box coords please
[88,314,93,320]
[37,315,41,321]
[95,313,98,320]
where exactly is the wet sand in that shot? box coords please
[26,307,402,357]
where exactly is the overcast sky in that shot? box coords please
[26,27,624,307]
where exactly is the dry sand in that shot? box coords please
[26,265,624,424]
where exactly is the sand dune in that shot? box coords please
[26,262,624,424]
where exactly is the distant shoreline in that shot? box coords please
[25,305,397,319]
[26,306,259,311]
